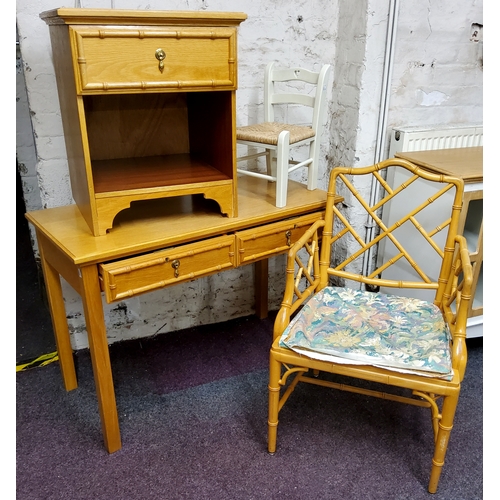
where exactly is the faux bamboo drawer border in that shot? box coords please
[99,235,235,302]
[69,26,237,93]
[235,213,323,266]
[98,211,324,303]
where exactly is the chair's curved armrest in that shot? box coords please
[443,235,474,381]
[273,219,325,340]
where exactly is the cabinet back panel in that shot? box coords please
[188,91,234,178]
[84,93,190,160]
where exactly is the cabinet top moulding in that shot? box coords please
[40,8,248,27]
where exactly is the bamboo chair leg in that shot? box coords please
[430,404,440,442]
[428,392,459,493]
[268,354,282,454]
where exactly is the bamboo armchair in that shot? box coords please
[268,159,473,493]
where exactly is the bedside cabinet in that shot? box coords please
[41,8,247,236]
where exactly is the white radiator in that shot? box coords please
[388,125,483,157]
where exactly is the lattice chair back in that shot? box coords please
[321,159,463,300]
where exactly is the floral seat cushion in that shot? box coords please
[279,286,453,380]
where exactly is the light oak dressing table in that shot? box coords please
[34,7,342,453]
[26,177,340,453]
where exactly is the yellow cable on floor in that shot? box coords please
[16,352,59,372]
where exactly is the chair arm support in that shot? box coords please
[443,235,474,381]
[273,219,325,340]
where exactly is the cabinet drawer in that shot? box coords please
[70,26,238,93]
[236,213,323,266]
[99,235,235,302]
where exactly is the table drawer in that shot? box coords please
[99,235,235,302]
[70,26,238,93]
[235,213,323,266]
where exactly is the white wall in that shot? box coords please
[390,1,483,128]
[16,0,483,350]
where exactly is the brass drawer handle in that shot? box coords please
[171,259,180,277]
[155,48,166,73]
[285,230,292,246]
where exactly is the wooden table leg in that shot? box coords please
[38,234,77,391]
[255,259,269,319]
[80,265,122,453]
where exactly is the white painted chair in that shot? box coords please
[236,62,332,208]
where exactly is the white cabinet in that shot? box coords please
[380,147,483,338]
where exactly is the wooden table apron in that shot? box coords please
[26,177,337,453]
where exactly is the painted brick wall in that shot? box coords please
[16,0,483,350]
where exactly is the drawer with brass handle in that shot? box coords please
[235,213,323,266]
[99,235,235,302]
[69,26,238,93]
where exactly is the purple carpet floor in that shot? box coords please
[17,314,483,499]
